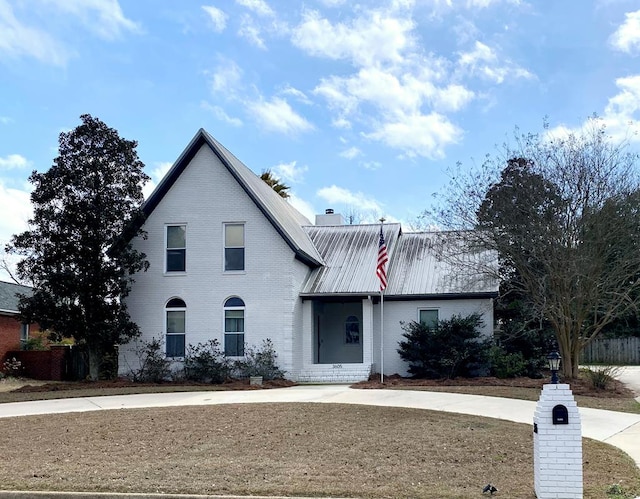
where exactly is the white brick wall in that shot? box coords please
[119,144,310,376]
[533,384,583,499]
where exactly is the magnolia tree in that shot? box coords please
[6,115,149,380]
[426,119,640,378]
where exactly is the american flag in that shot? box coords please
[376,226,389,291]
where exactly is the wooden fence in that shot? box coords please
[581,337,640,365]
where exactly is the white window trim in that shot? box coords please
[165,298,187,359]
[223,222,246,274]
[165,223,187,275]
[223,297,245,357]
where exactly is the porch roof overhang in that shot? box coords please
[299,291,498,302]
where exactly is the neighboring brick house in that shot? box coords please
[0,281,33,362]
[119,129,498,382]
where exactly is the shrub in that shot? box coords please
[2,357,24,378]
[22,336,47,351]
[184,339,230,384]
[581,365,622,390]
[490,346,528,378]
[397,313,491,379]
[235,339,285,380]
[127,336,174,383]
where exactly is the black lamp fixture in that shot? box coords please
[547,350,561,384]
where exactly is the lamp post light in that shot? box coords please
[547,350,561,384]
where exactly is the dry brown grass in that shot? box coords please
[0,403,638,498]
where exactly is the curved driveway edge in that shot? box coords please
[2,385,640,467]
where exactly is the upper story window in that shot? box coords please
[224,296,245,356]
[419,309,439,330]
[166,225,186,272]
[345,315,360,344]
[224,223,245,271]
[166,298,186,358]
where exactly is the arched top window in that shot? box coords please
[165,298,186,358]
[224,297,245,308]
[224,296,245,357]
[167,298,186,308]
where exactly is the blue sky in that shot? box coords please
[1,0,640,279]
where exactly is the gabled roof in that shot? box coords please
[0,281,32,315]
[301,225,498,298]
[142,129,323,268]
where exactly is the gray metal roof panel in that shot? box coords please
[301,227,498,297]
[386,232,498,296]
[302,224,401,294]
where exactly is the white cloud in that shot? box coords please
[340,146,362,159]
[610,10,640,54]
[247,97,314,135]
[363,111,462,159]
[238,14,267,49]
[361,161,382,170]
[201,101,243,127]
[142,162,173,199]
[209,59,244,96]
[292,9,415,67]
[0,154,29,170]
[235,0,275,17]
[43,0,140,40]
[332,117,352,129]
[457,41,533,83]
[287,193,316,222]
[0,116,12,124]
[280,85,311,104]
[272,160,308,184]
[545,75,640,144]
[317,185,383,213]
[202,5,227,33]
[0,0,70,65]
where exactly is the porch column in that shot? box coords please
[301,299,314,370]
[362,297,374,366]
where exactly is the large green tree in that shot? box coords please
[6,114,149,380]
[429,119,640,378]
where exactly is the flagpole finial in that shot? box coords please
[379,217,386,224]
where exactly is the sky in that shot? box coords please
[1,0,640,280]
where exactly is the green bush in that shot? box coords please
[490,346,528,378]
[127,336,173,382]
[184,339,231,384]
[234,339,285,380]
[22,336,47,351]
[397,313,491,379]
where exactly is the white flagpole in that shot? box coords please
[380,290,384,384]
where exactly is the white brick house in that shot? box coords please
[119,129,498,383]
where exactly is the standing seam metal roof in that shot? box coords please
[301,225,498,297]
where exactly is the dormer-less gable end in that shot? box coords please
[142,129,323,268]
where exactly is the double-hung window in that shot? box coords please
[224,223,245,271]
[224,297,245,356]
[166,298,186,357]
[419,309,439,330]
[166,225,186,272]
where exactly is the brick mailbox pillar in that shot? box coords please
[533,383,582,499]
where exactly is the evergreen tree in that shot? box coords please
[6,114,150,380]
